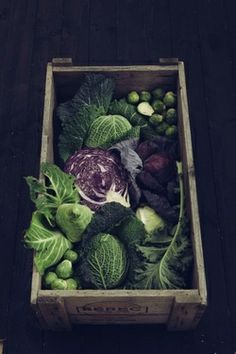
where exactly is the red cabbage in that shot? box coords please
[65,148,128,210]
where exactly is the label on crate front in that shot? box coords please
[76,301,149,315]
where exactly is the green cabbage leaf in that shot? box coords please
[25,162,80,225]
[57,74,115,161]
[24,212,72,274]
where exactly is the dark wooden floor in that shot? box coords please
[0,0,236,353]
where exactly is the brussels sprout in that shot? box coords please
[163,92,176,107]
[127,91,139,104]
[137,102,154,117]
[51,279,68,290]
[152,88,165,99]
[44,272,58,288]
[55,260,73,279]
[66,278,78,290]
[149,113,164,126]
[166,108,177,124]
[140,91,152,102]
[165,125,178,138]
[155,122,169,135]
[152,100,166,113]
[63,249,79,263]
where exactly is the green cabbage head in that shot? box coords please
[85,233,128,289]
[85,115,132,148]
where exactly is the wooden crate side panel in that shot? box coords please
[177,62,207,305]
[31,63,55,309]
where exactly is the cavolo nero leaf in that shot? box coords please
[134,162,193,289]
[24,212,72,274]
[25,162,80,225]
[57,74,115,161]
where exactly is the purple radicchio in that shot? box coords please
[64,148,129,211]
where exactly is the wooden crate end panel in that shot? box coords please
[37,296,72,331]
[167,294,206,331]
[69,314,169,325]
[64,296,173,317]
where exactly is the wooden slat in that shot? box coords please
[52,65,178,72]
[37,296,71,331]
[177,61,207,305]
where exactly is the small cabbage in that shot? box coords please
[55,260,73,279]
[51,279,68,290]
[66,278,78,290]
[56,203,92,242]
[85,115,132,148]
[83,233,128,289]
[136,206,165,234]
[63,249,79,263]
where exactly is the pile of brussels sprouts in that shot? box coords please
[127,88,177,139]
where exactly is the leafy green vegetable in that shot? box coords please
[137,102,154,116]
[43,272,58,288]
[63,249,79,263]
[78,202,146,288]
[127,91,139,104]
[25,163,79,225]
[51,279,68,290]
[82,233,128,289]
[133,162,193,289]
[109,99,147,126]
[80,202,134,243]
[85,115,132,149]
[57,74,115,161]
[136,206,166,234]
[24,212,72,274]
[55,260,73,279]
[66,278,78,290]
[56,203,93,243]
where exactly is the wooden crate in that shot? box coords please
[30,58,207,331]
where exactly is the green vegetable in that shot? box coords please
[137,102,154,117]
[43,272,58,288]
[51,279,68,290]
[66,278,78,290]
[166,108,177,124]
[165,125,178,138]
[24,212,72,274]
[134,162,193,289]
[109,99,147,126]
[136,206,165,234]
[127,91,139,104]
[25,163,79,225]
[106,190,130,208]
[155,122,169,135]
[140,91,152,102]
[63,249,79,263]
[56,260,73,279]
[149,114,164,126]
[163,91,176,108]
[56,203,92,243]
[85,115,132,148]
[83,233,128,289]
[57,74,115,161]
[152,100,165,113]
[152,88,165,99]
